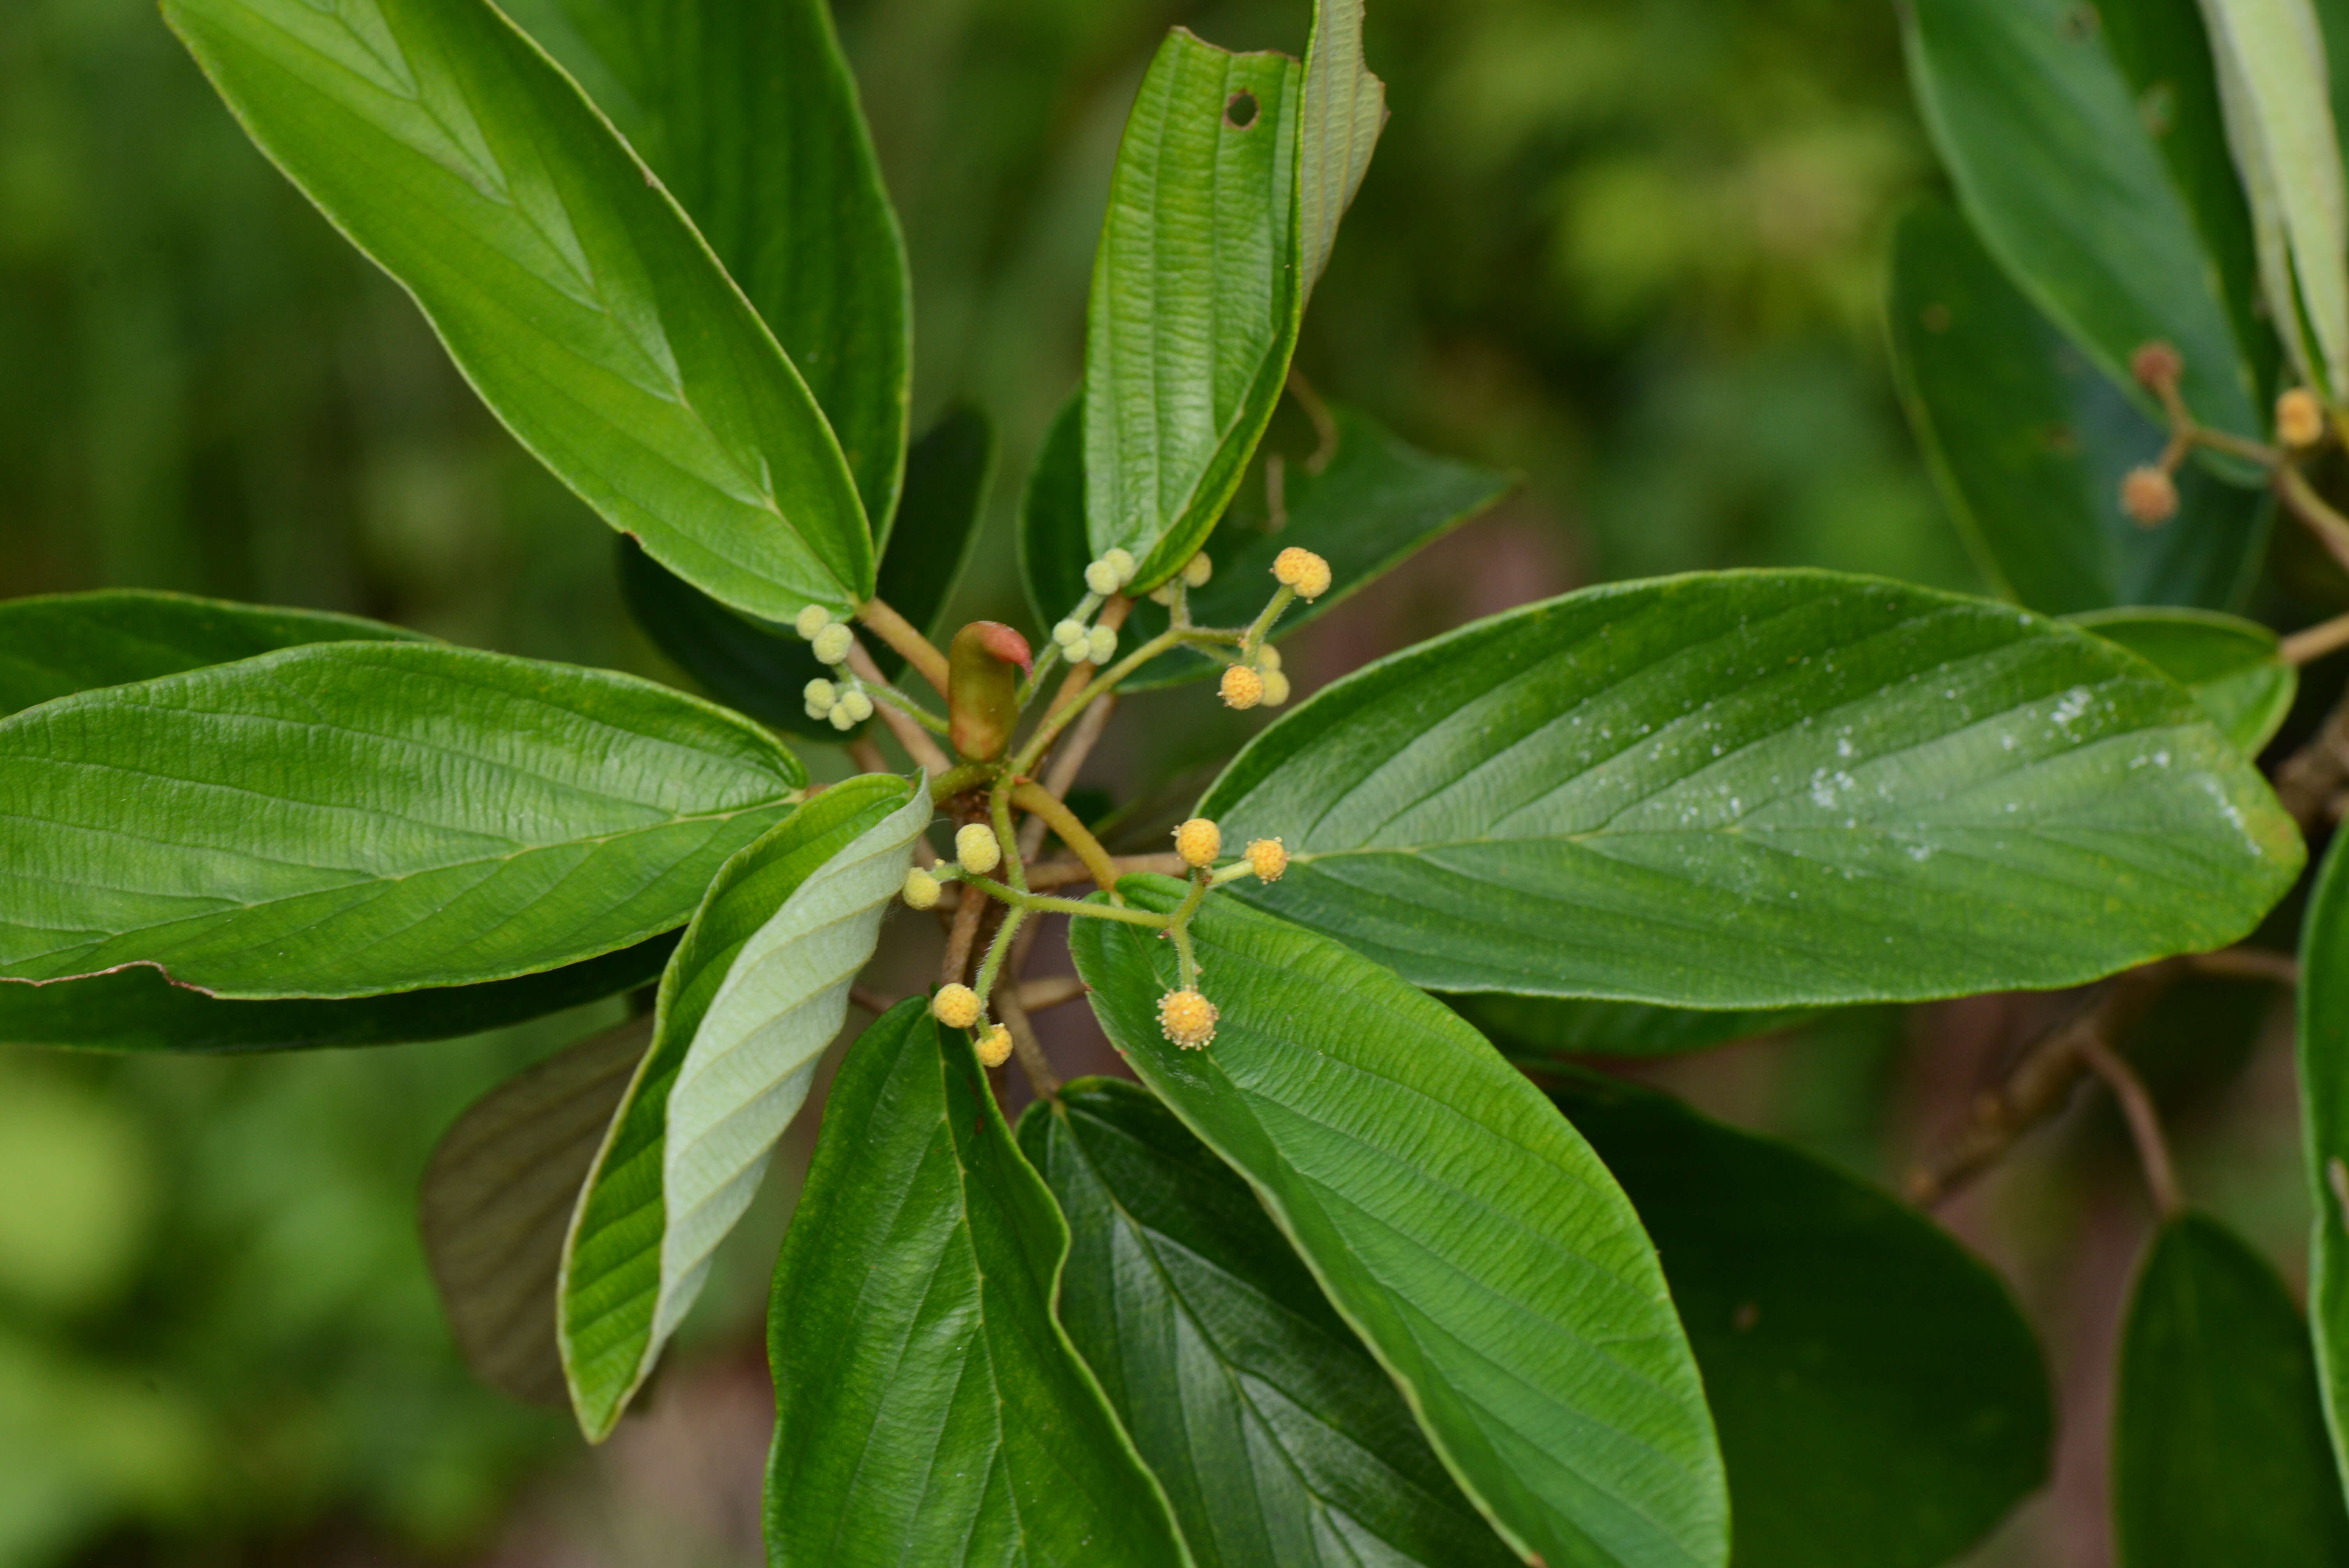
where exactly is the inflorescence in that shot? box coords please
[879,543,1333,1066]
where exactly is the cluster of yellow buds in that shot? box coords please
[1084,547,1139,597]
[795,605,857,666]
[1273,546,1333,601]
[801,678,874,730]
[975,1022,1014,1068]
[1216,550,1322,710]
[1148,818,1295,1048]
[931,982,1014,1066]
[1046,549,1136,668]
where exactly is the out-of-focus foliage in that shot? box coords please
[0,0,2026,1560]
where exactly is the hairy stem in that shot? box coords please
[1027,852,1187,890]
[846,642,950,775]
[960,875,1171,928]
[855,597,950,697]
[971,905,1027,1007]
[1167,872,1209,990]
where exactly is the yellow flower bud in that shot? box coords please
[1183,552,1214,588]
[1084,559,1123,596]
[841,689,875,723]
[934,984,982,1029]
[1158,988,1219,1049]
[2120,465,2178,527]
[1174,816,1222,868]
[1220,664,1264,710]
[1053,618,1090,652]
[975,1023,1014,1068]
[1148,583,1179,607]
[1246,837,1287,882]
[827,700,857,731]
[802,677,837,708]
[2279,387,2327,449]
[1260,670,1291,707]
[955,822,1002,875]
[1257,644,1281,674]
[805,699,831,722]
[1102,547,1137,585]
[1273,546,1332,600]
[903,867,942,910]
[794,605,834,640]
[1087,624,1119,665]
[812,623,855,665]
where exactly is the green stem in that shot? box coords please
[971,905,1027,1007]
[1239,584,1297,665]
[962,875,1172,928]
[929,761,995,803]
[1167,872,1209,990]
[990,781,1027,894]
[1010,782,1123,896]
[861,676,952,736]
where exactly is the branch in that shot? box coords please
[2183,946,2300,985]
[1010,783,1122,894]
[2278,465,2349,577]
[2283,609,2349,668]
[846,641,951,776]
[1906,964,2178,1206]
[2076,1033,2186,1218]
[854,597,950,697]
[994,982,1061,1100]
[1027,853,1187,891]
[1014,975,1087,1012]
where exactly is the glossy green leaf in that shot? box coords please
[1018,1078,1517,1568]
[2069,607,2295,753]
[1203,571,2302,1008]
[2112,1213,2349,1566]
[0,934,671,1055]
[2295,829,2349,1496]
[2196,0,2349,394]
[764,1002,1191,1566]
[560,775,925,1439]
[1086,32,1302,589]
[1116,403,1515,690]
[1903,0,2265,442]
[1549,1074,2051,1568]
[622,407,992,737]
[422,1015,651,1406]
[1458,994,1817,1063]
[0,590,425,720]
[1887,202,2268,616]
[495,0,910,531]
[1072,878,1728,1568]
[1021,389,1094,631]
[0,641,804,999]
[165,0,873,621]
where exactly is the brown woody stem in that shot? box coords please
[855,597,951,697]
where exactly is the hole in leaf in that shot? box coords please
[1225,90,1260,130]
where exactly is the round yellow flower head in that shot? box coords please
[1260,670,1292,707]
[1102,547,1137,585]
[2279,387,2327,449]
[933,984,982,1030]
[1220,664,1264,710]
[1246,837,1287,882]
[1158,989,1219,1049]
[1273,547,1332,600]
[1084,558,1123,596]
[803,677,836,708]
[840,690,875,723]
[794,605,834,640]
[1174,816,1222,868]
[1086,624,1119,665]
[954,822,1002,876]
[903,866,942,910]
[1053,618,1089,652]
[2120,465,2178,527]
[1182,552,1214,588]
[1257,644,1282,674]
[811,623,855,665]
[827,700,857,731]
[975,1023,1014,1068]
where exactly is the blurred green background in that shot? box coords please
[0,0,2303,1563]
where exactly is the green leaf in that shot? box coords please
[2295,828,2349,1498]
[1114,402,1515,690]
[495,0,911,532]
[1203,571,2302,1007]
[1020,390,1092,632]
[2112,1213,2349,1566]
[559,774,926,1439]
[1018,1077,1517,1568]
[0,934,672,1054]
[1085,32,1303,589]
[1458,995,1819,1063]
[1548,1074,2051,1568]
[422,1015,651,1406]
[1887,202,2269,616]
[1071,878,1729,1568]
[622,407,992,737]
[164,0,873,621]
[764,1002,1191,1566]
[2069,606,2295,753]
[1296,0,1385,294]
[0,589,426,720]
[2196,0,2349,394]
[1902,0,2266,443]
[0,641,804,998]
